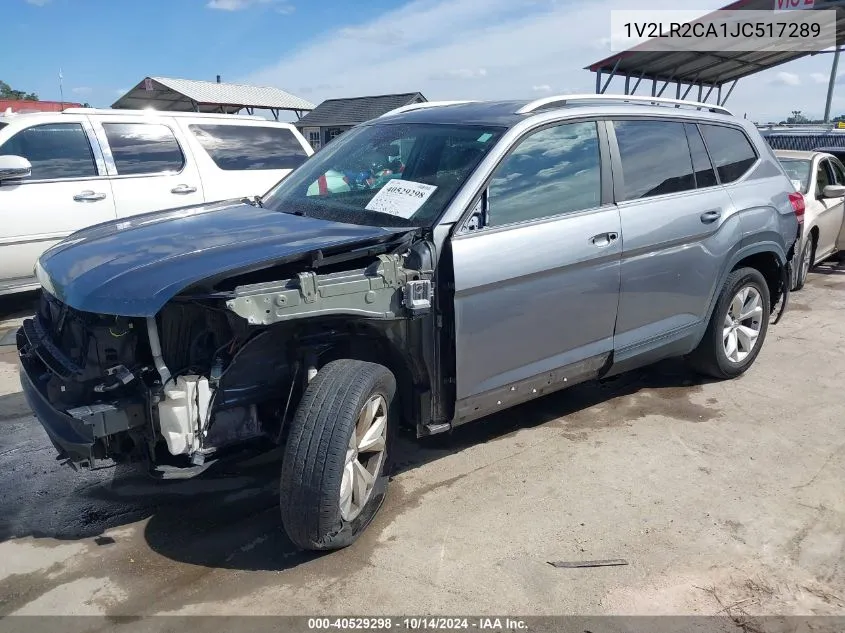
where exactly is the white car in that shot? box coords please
[0,108,313,296]
[775,149,845,290]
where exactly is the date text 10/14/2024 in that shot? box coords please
[307,617,529,630]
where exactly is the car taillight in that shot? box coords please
[788,192,805,224]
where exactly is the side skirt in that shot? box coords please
[452,353,611,427]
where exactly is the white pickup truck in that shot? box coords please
[0,108,313,296]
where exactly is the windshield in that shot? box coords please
[261,122,505,227]
[778,158,811,193]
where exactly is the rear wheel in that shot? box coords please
[688,267,770,380]
[279,359,396,551]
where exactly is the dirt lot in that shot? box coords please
[0,263,843,620]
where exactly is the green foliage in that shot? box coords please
[0,80,39,101]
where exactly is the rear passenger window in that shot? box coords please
[613,120,695,200]
[699,124,757,183]
[0,123,97,180]
[685,124,717,188]
[103,123,185,175]
[486,121,601,227]
[189,124,309,171]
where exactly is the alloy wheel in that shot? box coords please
[722,286,764,363]
[339,394,388,522]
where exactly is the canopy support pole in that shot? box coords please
[719,80,738,106]
[599,60,620,93]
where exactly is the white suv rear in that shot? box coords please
[0,108,313,295]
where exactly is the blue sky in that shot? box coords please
[2,0,842,123]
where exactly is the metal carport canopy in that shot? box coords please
[586,0,845,106]
[112,76,316,120]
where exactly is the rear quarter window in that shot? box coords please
[699,124,757,184]
[189,124,309,171]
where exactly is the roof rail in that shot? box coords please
[379,100,478,118]
[516,94,733,116]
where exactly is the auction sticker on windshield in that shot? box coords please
[365,179,438,218]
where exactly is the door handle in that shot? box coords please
[171,184,197,195]
[700,210,722,223]
[73,190,107,202]
[589,232,619,247]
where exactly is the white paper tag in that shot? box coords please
[365,179,437,219]
[791,179,803,191]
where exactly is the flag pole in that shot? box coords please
[58,69,64,110]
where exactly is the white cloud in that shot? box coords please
[810,72,829,84]
[207,0,293,11]
[240,0,845,123]
[532,84,552,93]
[429,68,487,80]
[768,71,801,87]
[71,87,92,96]
[25,0,51,5]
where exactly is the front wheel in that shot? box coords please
[279,359,396,551]
[793,238,813,291]
[688,267,770,380]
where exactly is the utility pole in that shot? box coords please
[824,48,841,123]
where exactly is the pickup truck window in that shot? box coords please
[189,124,309,171]
[0,123,97,180]
[103,122,185,176]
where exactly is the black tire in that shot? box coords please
[792,236,814,291]
[279,359,396,551]
[688,267,770,380]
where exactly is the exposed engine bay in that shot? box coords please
[17,239,438,476]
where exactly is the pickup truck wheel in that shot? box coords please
[279,359,396,551]
[688,267,770,380]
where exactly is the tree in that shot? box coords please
[786,110,808,124]
[0,80,38,101]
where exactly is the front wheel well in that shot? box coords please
[312,331,421,430]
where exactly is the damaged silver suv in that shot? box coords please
[17,95,800,550]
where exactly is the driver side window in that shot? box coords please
[829,158,845,188]
[483,122,601,228]
[0,123,97,181]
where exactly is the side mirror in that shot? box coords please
[822,184,845,199]
[0,155,32,181]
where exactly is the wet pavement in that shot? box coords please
[0,267,844,618]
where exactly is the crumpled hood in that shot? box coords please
[36,199,409,317]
